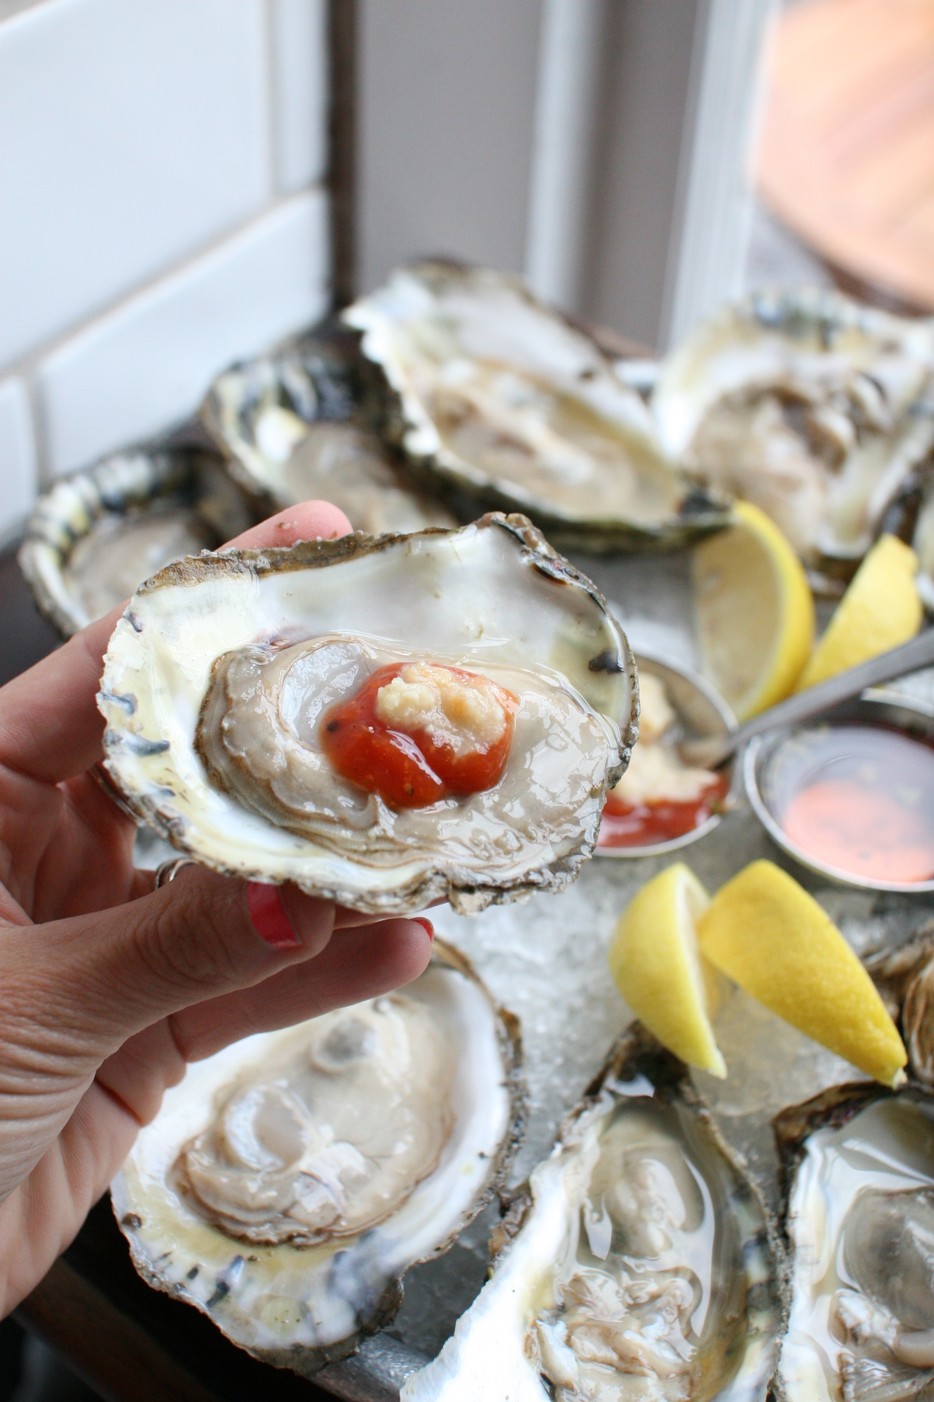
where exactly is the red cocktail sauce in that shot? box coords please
[320,662,517,809]
[599,773,730,849]
[771,722,934,884]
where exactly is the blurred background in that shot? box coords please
[2,0,930,546]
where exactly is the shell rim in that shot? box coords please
[99,512,638,916]
[110,937,527,1373]
[343,260,732,548]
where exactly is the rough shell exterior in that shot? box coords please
[18,446,255,637]
[98,513,637,915]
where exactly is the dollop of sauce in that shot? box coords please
[196,634,616,869]
[320,661,518,808]
[173,997,454,1246]
[600,671,727,849]
[768,722,934,884]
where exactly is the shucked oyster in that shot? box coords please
[112,941,523,1374]
[18,446,255,637]
[401,1027,783,1400]
[200,325,457,535]
[652,289,934,580]
[773,1081,934,1401]
[98,514,636,915]
[343,261,729,553]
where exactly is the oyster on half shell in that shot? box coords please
[199,325,457,535]
[652,288,934,582]
[773,1081,934,1401]
[98,514,636,915]
[343,262,729,554]
[112,941,523,1375]
[18,446,255,637]
[401,1027,783,1401]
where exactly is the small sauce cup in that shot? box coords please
[744,690,934,894]
[597,650,738,858]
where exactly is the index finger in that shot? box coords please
[0,500,352,784]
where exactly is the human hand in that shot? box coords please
[0,500,434,1317]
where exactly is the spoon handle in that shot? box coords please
[683,628,934,770]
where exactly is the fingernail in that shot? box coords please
[246,882,300,950]
[413,917,435,942]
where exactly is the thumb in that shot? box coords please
[3,866,340,1063]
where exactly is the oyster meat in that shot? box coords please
[98,513,636,915]
[344,261,728,553]
[401,1028,783,1400]
[18,447,255,637]
[200,327,457,534]
[652,289,934,578]
[774,1082,934,1401]
[112,941,523,1374]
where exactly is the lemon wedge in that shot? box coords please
[795,533,922,691]
[696,860,907,1087]
[693,501,815,720]
[608,863,727,1077]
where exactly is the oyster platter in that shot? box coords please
[20,263,934,1400]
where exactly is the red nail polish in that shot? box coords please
[246,882,300,950]
[414,917,435,942]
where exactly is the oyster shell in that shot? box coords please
[18,447,256,637]
[401,1026,783,1400]
[886,442,934,609]
[98,513,636,915]
[112,940,523,1375]
[343,261,729,554]
[200,325,457,534]
[865,927,934,1090]
[910,484,934,610]
[773,1081,934,1401]
[652,289,934,581]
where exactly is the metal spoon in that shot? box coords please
[680,628,934,770]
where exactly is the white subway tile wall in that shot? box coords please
[39,194,330,475]
[0,0,331,538]
[0,379,38,532]
[271,0,330,194]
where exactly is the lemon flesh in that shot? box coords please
[608,862,726,1077]
[693,501,815,720]
[697,860,907,1087]
[795,533,922,691]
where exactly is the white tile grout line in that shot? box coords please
[7,188,328,487]
[7,187,320,383]
[261,0,280,205]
